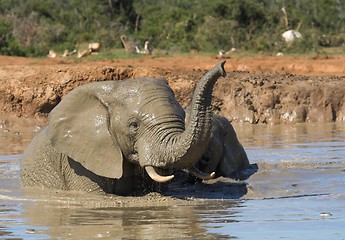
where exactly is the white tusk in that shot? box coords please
[144,166,174,183]
[189,166,215,180]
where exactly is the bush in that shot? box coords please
[0,0,345,56]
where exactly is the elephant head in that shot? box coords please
[189,113,252,180]
[47,61,226,183]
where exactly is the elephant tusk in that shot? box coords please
[189,166,216,180]
[144,166,174,183]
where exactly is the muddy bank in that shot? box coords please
[0,60,344,124]
[216,71,345,124]
[0,64,158,118]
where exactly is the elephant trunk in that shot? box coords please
[140,61,226,182]
[167,61,226,169]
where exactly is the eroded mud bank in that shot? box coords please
[1,63,344,124]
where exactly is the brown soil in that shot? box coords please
[1,54,345,124]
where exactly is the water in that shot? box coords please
[1,121,345,239]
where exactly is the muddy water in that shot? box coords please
[1,121,345,239]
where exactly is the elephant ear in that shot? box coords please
[47,84,123,179]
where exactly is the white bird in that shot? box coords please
[135,41,153,55]
[143,41,153,55]
[281,6,303,44]
[282,30,302,43]
[47,50,57,58]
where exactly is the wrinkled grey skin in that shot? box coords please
[190,112,251,180]
[21,61,226,195]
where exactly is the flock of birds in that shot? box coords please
[47,42,101,59]
[47,36,153,59]
[48,7,302,59]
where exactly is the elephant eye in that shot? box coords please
[128,118,140,131]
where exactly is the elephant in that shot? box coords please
[21,61,227,195]
[188,112,254,181]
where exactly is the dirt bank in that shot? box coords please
[0,55,344,124]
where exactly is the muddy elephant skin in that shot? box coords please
[193,114,252,180]
[21,61,226,195]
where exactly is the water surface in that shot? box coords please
[1,121,344,239]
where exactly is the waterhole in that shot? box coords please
[1,121,344,239]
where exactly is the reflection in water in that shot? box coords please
[238,123,345,201]
[20,200,239,239]
[0,121,345,239]
[235,122,345,148]
[0,118,42,155]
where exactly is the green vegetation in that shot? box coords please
[0,0,345,57]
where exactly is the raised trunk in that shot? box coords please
[167,61,227,169]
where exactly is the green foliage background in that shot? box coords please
[0,0,344,56]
